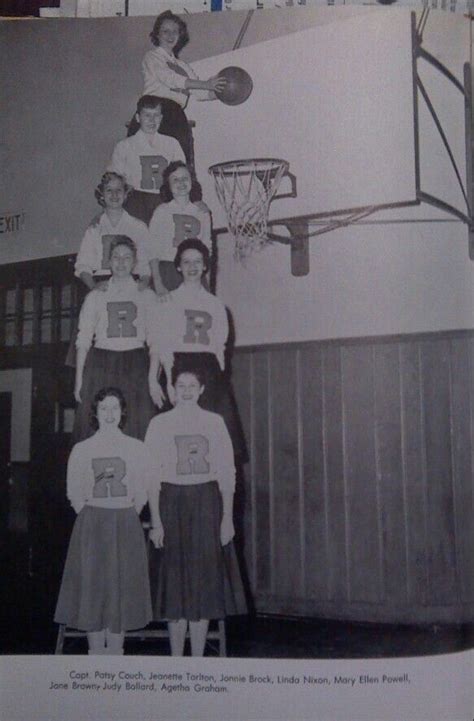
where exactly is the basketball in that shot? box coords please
[217,66,253,106]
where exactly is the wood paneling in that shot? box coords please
[374,343,406,604]
[269,349,300,601]
[254,351,272,594]
[300,346,325,600]
[399,341,428,605]
[322,346,347,603]
[342,345,381,604]
[234,331,474,623]
[420,340,457,603]
[450,337,474,603]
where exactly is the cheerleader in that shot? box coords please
[148,238,245,458]
[145,368,246,656]
[75,172,152,292]
[148,161,211,294]
[65,172,153,368]
[55,387,161,655]
[128,10,226,163]
[73,236,163,444]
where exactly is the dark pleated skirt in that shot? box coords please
[54,505,152,633]
[152,482,247,621]
[158,260,182,292]
[123,190,163,226]
[72,347,157,444]
[173,352,247,460]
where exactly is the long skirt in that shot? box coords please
[172,352,247,460]
[54,506,152,633]
[123,189,162,226]
[157,260,182,292]
[152,482,247,621]
[72,347,157,444]
[127,97,194,167]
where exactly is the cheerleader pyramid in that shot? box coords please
[54,11,247,657]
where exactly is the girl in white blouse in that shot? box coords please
[127,10,226,164]
[149,161,211,294]
[73,236,163,444]
[145,369,246,656]
[55,387,160,655]
[149,238,246,459]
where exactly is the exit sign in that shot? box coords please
[0,212,25,235]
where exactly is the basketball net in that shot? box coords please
[209,159,289,261]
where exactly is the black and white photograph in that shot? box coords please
[0,4,473,720]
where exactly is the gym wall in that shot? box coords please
[1,9,472,347]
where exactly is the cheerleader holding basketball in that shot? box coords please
[149,161,211,294]
[54,387,162,655]
[145,368,246,656]
[128,10,226,163]
[73,236,164,445]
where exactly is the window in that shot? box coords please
[0,255,78,349]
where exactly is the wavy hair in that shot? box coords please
[159,161,203,204]
[94,172,132,208]
[174,238,210,274]
[149,10,189,55]
[90,387,127,431]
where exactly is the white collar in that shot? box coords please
[109,275,137,291]
[152,45,178,60]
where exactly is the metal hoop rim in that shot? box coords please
[208,158,289,177]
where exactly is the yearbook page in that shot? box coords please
[0,6,473,720]
[36,0,474,17]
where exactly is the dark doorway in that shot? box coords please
[0,392,12,553]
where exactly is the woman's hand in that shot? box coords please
[137,277,150,292]
[195,200,210,214]
[167,381,175,406]
[95,280,109,292]
[207,75,227,94]
[149,522,164,549]
[220,514,235,546]
[74,379,82,404]
[149,377,165,408]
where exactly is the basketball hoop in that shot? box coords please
[209,158,289,261]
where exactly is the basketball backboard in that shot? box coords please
[189,9,471,274]
[190,11,418,231]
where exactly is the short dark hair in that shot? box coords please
[136,95,163,115]
[90,387,127,430]
[108,235,137,261]
[94,171,132,207]
[160,161,203,203]
[174,238,210,274]
[149,10,189,55]
[171,364,205,388]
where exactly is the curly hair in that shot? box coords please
[90,387,127,431]
[108,235,137,261]
[174,238,210,274]
[149,10,189,55]
[159,161,203,204]
[94,172,132,208]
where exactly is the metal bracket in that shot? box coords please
[464,64,474,259]
[268,219,310,277]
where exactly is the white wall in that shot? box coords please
[216,221,474,346]
[0,8,472,346]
